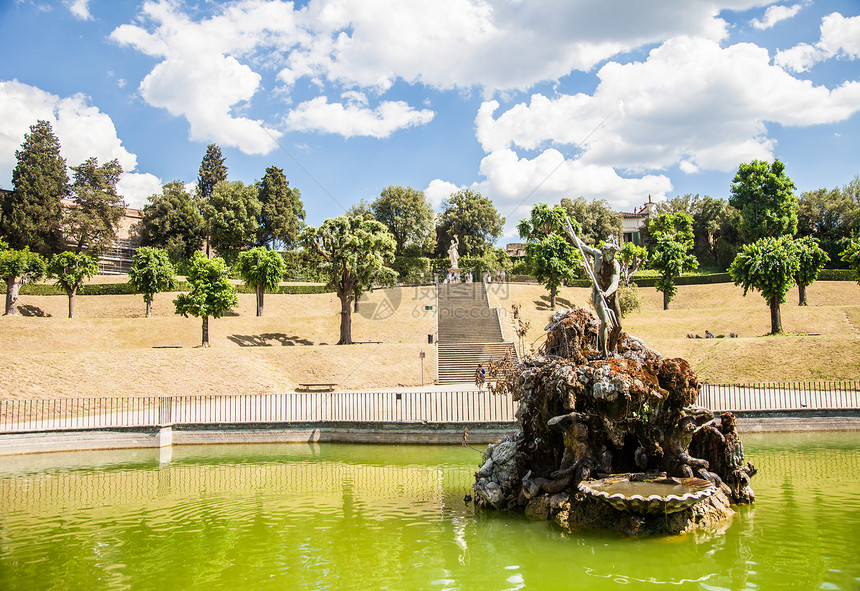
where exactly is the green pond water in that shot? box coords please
[0,432,858,590]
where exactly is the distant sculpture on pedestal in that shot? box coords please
[448,235,460,269]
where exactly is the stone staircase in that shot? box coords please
[436,282,518,385]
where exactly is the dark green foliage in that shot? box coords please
[793,236,829,305]
[797,179,860,267]
[46,251,99,318]
[129,246,177,317]
[391,256,431,280]
[257,166,304,249]
[652,194,733,265]
[729,159,798,242]
[1,120,68,255]
[730,235,799,334]
[647,212,698,309]
[559,196,622,245]
[140,181,205,261]
[64,157,125,254]
[203,180,262,262]
[197,144,227,204]
[840,239,860,284]
[518,204,581,309]
[174,252,238,347]
[435,189,504,258]
[345,199,375,221]
[236,246,286,316]
[373,185,435,253]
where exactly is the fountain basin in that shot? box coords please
[578,474,716,515]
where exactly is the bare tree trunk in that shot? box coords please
[338,293,353,345]
[145,295,153,318]
[663,290,670,310]
[769,296,782,334]
[256,284,264,317]
[798,284,807,306]
[67,286,77,318]
[5,277,20,316]
[550,284,557,309]
[202,315,210,347]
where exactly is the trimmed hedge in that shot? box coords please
[22,281,333,296]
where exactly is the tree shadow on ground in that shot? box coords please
[534,295,576,311]
[228,333,314,347]
[18,305,50,317]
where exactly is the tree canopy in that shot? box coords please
[63,157,125,254]
[257,166,304,249]
[174,252,238,347]
[197,144,227,204]
[236,246,286,316]
[517,204,581,309]
[436,189,504,258]
[792,235,829,306]
[46,251,99,318]
[301,216,396,344]
[0,247,46,316]
[129,246,177,317]
[797,177,860,267]
[372,185,435,254]
[1,120,67,255]
[140,181,205,261]
[559,197,622,246]
[647,212,697,309]
[729,235,799,334]
[840,238,860,285]
[203,180,262,262]
[729,159,798,242]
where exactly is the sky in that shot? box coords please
[1,0,859,242]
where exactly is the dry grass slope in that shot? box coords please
[0,279,857,399]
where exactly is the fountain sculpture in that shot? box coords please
[474,307,757,535]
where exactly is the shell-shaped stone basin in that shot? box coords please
[578,474,716,515]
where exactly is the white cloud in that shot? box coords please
[283,95,434,138]
[424,179,462,209]
[751,4,802,30]
[117,172,163,209]
[65,0,92,20]
[0,80,160,206]
[776,12,860,72]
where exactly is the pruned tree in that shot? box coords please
[173,252,238,347]
[792,236,829,306]
[0,247,46,316]
[435,189,504,258]
[129,246,177,318]
[63,157,126,254]
[729,159,798,243]
[236,246,285,317]
[46,251,99,318]
[140,181,205,261]
[300,216,396,344]
[840,238,860,284]
[647,212,697,309]
[203,180,261,263]
[729,236,799,334]
[372,185,435,254]
[618,242,647,286]
[1,120,68,255]
[517,204,581,309]
[257,166,304,249]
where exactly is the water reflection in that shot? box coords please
[0,434,858,590]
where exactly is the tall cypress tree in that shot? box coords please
[1,120,68,255]
[257,166,304,249]
[197,144,227,256]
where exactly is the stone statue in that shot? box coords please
[447,234,460,269]
[565,222,622,357]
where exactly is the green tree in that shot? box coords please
[63,157,125,254]
[129,246,177,318]
[792,236,829,306]
[435,189,504,258]
[372,185,435,254]
[236,246,286,317]
[0,247,46,316]
[257,166,304,249]
[46,251,99,318]
[797,182,859,267]
[729,236,799,334]
[140,181,205,261]
[174,252,238,347]
[1,120,68,255]
[559,197,622,245]
[618,242,647,286]
[300,216,396,344]
[203,180,262,263]
[517,204,581,309]
[197,144,228,256]
[729,159,798,242]
[647,212,697,309]
[654,194,731,265]
[346,199,376,221]
[839,239,860,284]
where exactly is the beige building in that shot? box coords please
[619,195,656,245]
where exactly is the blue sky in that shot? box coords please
[1,0,859,241]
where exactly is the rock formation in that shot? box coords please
[474,307,757,535]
